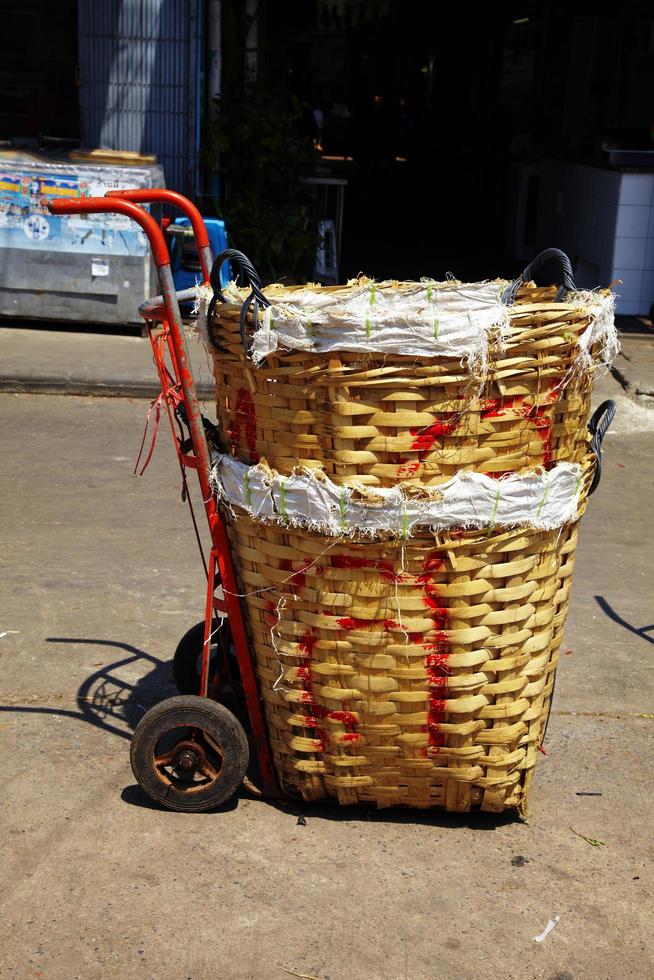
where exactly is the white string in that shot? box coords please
[271,596,293,694]
[221,534,344,600]
[394,540,410,655]
[202,616,226,651]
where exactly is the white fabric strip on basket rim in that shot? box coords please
[210,455,584,538]
[192,279,618,376]
[251,280,510,366]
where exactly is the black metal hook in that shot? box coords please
[503,247,577,304]
[587,399,617,494]
[206,248,270,354]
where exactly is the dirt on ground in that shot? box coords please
[1,378,652,980]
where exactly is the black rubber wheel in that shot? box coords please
[172,619,231,696]
[130,695,249,812]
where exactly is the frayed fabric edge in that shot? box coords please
[210,454,586,539]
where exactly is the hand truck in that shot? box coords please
[47,192,617,814]
[48,190,280,811]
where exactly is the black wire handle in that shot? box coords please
[206,248,270,354]
[587,399,617,495]
[503,247,577,304]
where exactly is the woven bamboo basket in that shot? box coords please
[224,497,589,812]
[209,282,607,488]
[201,252,616,812]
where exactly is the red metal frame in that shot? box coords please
[105,188,213,282]
[47,195,280,797]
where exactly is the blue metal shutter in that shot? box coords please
[78,0,200,195]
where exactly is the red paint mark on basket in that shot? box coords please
[298,630,361,750]
[395,460,420,477]
[331,555,402,582]
[335,616,364,631]
[414,550,451,752]
[429,629,450,645]
[426,651,450,671]
[329,710,358,729]
[427,699,447,750]
[397,415,461,478]
[230,388,259,463]
[299,632,317,657]
[421,598,449,626]
[335,616,399,632]
[481,385,563,470]
[420,554,445,573]
[280,557,311,591]
[334,555,410,585]
[410,420,455,452]
[298,630,327,750]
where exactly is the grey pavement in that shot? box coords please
[0,371,653,979]
[611,319,654,407]
[0,322,216,398]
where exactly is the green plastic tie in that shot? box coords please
[339,489,347,530]
[401,505,409,540]
[244,471,252,509]
[433,317,440,339]
[365,316,372,338]
[369,283,376,307]
[486,486,502,538]
[427,284,433,303]
[536,477,551,518]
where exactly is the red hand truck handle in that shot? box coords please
[47,196,210,490]
[48,196,171,266]
[105,188,212,281]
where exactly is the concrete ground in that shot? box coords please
[0,322,215,399]
[1,371,653,979]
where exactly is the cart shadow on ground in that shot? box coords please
[14,623,645,829]
[27,637,520,828]
[0,637,168,743]
[46,635,178,740]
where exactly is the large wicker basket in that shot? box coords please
[210,283,606,487]
[225,509,588,812]
[202,252,616,812]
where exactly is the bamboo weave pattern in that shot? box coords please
[208,280,608,811]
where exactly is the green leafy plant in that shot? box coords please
[209,87,319,283]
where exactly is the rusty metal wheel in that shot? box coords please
[130,695,249,812]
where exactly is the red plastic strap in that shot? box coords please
[152,330,183,408]
[133,393,164,476]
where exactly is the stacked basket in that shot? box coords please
[202,249,617,812]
